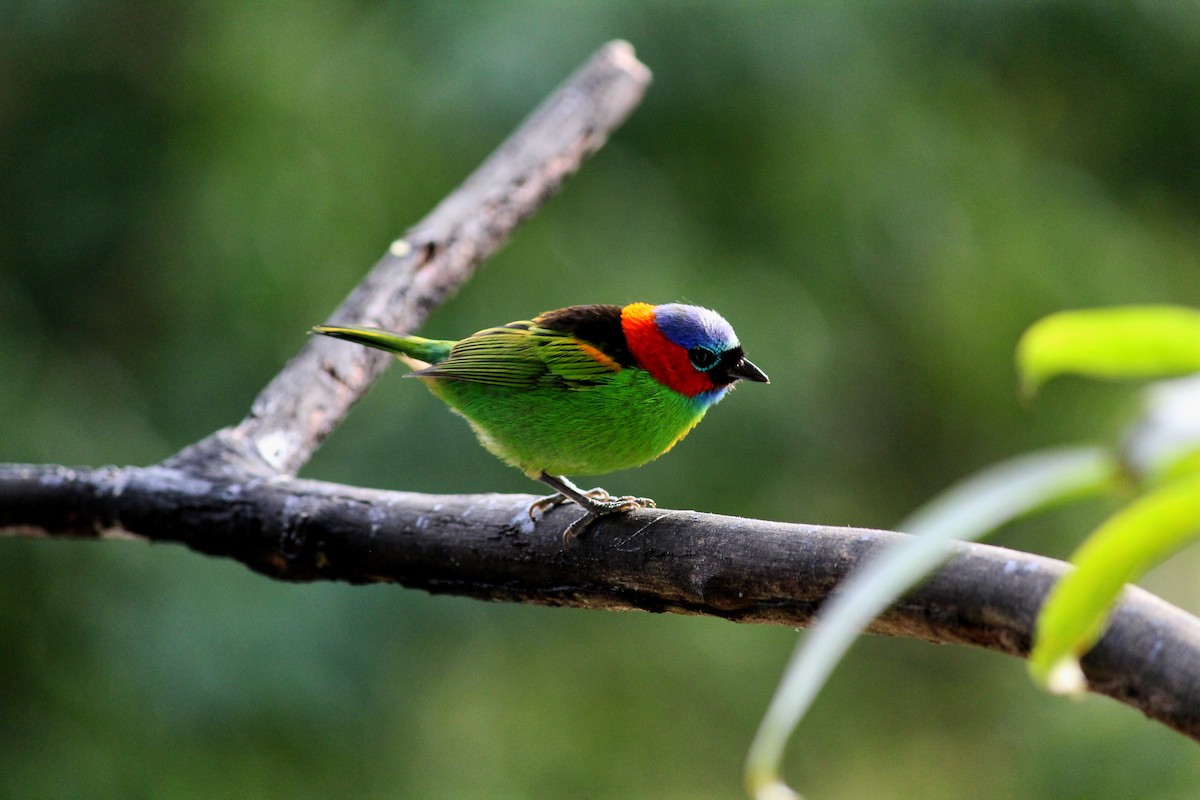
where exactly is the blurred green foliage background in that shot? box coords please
[3,2,1200,798]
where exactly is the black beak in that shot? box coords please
[725,356,770,384]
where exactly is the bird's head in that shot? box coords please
[621,303,769,402]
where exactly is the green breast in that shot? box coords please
[423,368,707,477]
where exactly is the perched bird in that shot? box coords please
[313,303,768,541]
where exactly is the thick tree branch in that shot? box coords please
[165,40,651,479]
[3,462,1199,741]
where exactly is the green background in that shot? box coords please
[4,2,1200,798]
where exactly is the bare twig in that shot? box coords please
[2,462,1199,741]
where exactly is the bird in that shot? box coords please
[312,302,768,541]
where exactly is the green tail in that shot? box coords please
[311,325,455,364]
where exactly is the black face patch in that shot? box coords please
[710,346,747,386]
[709,346,769,386]
[535,304,636,367]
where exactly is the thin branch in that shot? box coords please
[3,462,1199,741]
[165,40,652,479]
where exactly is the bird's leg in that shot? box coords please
[533,472,656,543]
[527,485,612,518]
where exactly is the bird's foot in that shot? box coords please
[528,487,615,521]
[532,473,655,544]
[561,495,656,544]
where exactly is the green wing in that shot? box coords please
[412,321,621,389]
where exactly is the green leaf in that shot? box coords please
[744,447,1119,800]
[1017,305,1200,395]
[1030,471,1200,692]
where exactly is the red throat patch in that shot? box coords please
[621,303,715,397]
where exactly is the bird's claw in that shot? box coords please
[527,476,655,543]
[527,487,618,521]
[527,494,563,521]
[561,496,656,544]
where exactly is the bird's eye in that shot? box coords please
[688,347,718,371]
